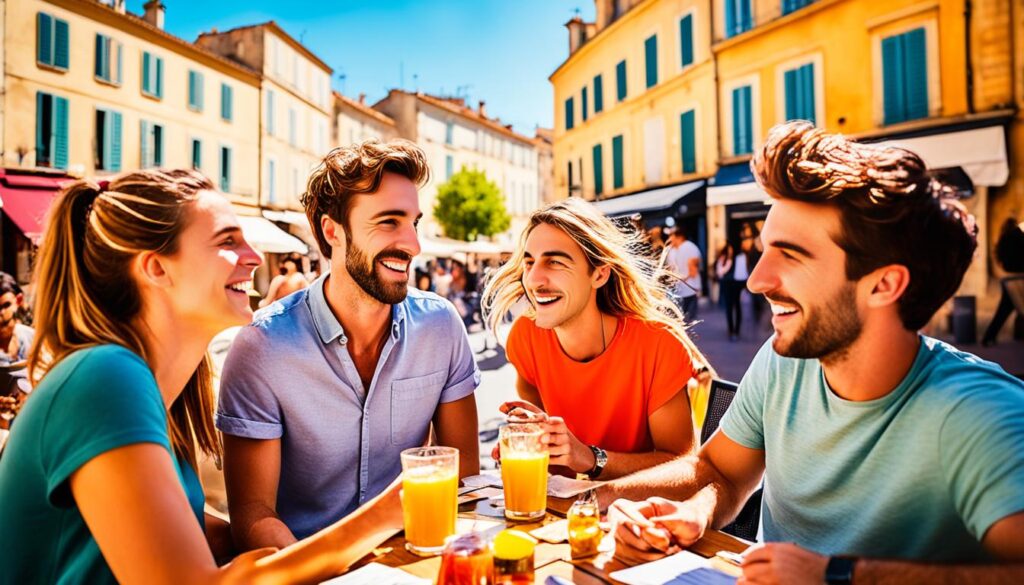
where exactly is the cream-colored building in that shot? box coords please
[373,90,541,240]
[197,21,333,212]
[335,91,397,146]
[534,127,556,205]
[2,0,261,207]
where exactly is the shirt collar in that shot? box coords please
[307,273,408,345]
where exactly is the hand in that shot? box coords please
[609,497,709,565]
[379,475,405,530]
[499,400,547,423]
[739,543,828,585]
[539,415,593,473]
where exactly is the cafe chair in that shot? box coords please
[699,379,763,542]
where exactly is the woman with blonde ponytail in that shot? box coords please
[0,170,404,584]
[481,198,715,481]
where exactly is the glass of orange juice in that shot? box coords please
[401,446,459,556]
[499,423,549,521]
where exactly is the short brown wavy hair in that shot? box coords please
[751,121,977,331]
[301,139,430,258]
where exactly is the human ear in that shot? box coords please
[134,251,172,288]
[591,264,612,289]
[321,215,347,251]
[865,264,910,309]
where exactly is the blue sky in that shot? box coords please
[129,1,596,135]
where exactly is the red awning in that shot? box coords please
[0,171,73,243]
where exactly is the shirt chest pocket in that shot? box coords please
[390,370,447,446]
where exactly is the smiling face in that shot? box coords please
[159,191,263,334]
[522,223,608,330]
[747,199,864,360]
[0,292,20,327]
[334,172,422,305]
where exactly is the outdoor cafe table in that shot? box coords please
[346,494,749,584]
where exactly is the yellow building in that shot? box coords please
[706,0,1020,325]
[335,91,397,146]
[551,0,718,237]
[1,0,261,204]
[197,21,334,213]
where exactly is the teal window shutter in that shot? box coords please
[680,110,696,174]
[903,28,928,121]
[140,120,151,167]
[594,75,604,114]
[110,111,122,172]
[740,0,752,33]
[733,86,753,155]
[268,159,276,203]
[784,68,798,120]
[445,121,454,145]
[645,34,658,88]
[446,155,454,179]
[616,60,627,101]
[95,34,106,80]
[116,43,122,84]
[801,64,816,124]
[221,84,233,121]
[189,70,204,110]
[54,19,69,69]
[54,96,69,169]
[154,124,164,166]
[155,57,163,98]
[680,14,694,68]
[882,34,906,124]
[36,93,46,164]
[592,143,604,196]
[565,97,575,130]
[725,0,736,38]
[612,135,624,189]
[142,52,152,94]
[37,13,53,65]
[582,87,589,122]
[220,147,231,192]
[192,139,202,170]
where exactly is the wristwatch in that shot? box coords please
[587,445,608,479]
[824,556,856,585]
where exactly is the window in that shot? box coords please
[784,63,816,124]
[288,108,296,146]
[882,27,928,125]
[592,143,604,197]
[266,90,275,135]
[616,60,627,101]
[612,135,624,189]
[680,110,696,173]
[567,160,575,196]
[679,14,694,68]
[142,52,163,98]
[446,155,454,179]
[594,74,604,114]
[782,0,814,15]
[221,83,233,121]
[582,87,589,122]
[140,120,164,168]
[219,146,232,192]
[36,92,69,169]
[37,13,69,70]
[95,108,122,172]
[188,70,204,111]
[732,86,753,155]
[267,159,276,204]
[565,97,575,130]
[445,121,454,145]
[95,34,122,84]
[191,139,202,170]
[724,0,753,39]
[645,35,658,88]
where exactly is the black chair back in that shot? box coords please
[699,378,762,542]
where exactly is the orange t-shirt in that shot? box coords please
[504,315,694,453]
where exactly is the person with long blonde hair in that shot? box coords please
[482,198,714,480]
[0,169,403,584]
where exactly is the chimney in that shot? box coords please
[358,93,366,105]
[142,0,165,30]
[109,0,127,14]
[478,100,487,118]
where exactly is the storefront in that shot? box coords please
[0,169,74,286]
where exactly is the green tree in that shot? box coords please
[433,167,511,241]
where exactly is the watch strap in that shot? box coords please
[587,445,607,479]
[824,556,856,585]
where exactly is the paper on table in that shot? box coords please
[609,551,736,585]
[319,562,430,585]
[462,473,602,499]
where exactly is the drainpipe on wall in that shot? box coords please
[965,0,975,113]
[710,0,723,162]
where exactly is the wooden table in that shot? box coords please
[352,494,749,583]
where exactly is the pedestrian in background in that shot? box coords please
[663,225,702,321]
[259,252,308,307]
[0,272,34,365]
[982,217,1024,346]
[714,239,748,341]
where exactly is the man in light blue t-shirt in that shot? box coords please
[217,140,481,551]
[603,122,1024,583]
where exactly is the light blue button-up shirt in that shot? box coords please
[217,274,480,539]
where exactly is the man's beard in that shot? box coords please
[771,283,862,361]
[346,241,411,305]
